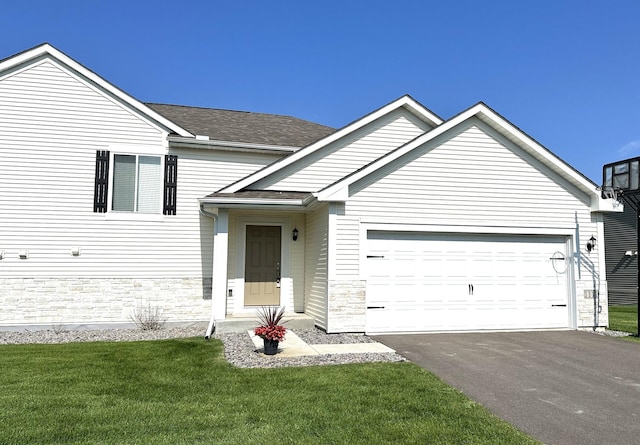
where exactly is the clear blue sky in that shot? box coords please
[2,0,638,183]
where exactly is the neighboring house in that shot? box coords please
[0,43,621,334]
[604,204,637,305]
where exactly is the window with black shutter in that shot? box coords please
[93,151,177,215]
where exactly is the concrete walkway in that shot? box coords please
[248,330,395,357]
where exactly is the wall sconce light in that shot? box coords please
[0,250,4,260]
[18,249,29,259]
[71,247,81,256]
[586,235,596,253]
[292,227,299,241]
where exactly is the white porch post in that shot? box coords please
[212,208,229,322]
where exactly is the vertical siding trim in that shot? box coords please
[328,203,339,281]
[93,150,110,213]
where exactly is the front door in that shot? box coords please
[244,225,281,306]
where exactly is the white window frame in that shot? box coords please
[108,151,164,215]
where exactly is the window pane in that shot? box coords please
[613,174,629,189]
[112,155,136,211]
[604,166,612,187]
[137,156,161,213]
[614,163,629,174]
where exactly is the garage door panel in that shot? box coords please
[365,231,570,333]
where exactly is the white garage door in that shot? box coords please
[365,231,570,333]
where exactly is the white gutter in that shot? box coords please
[199,198,308,207]
[199,204,218,339]
[168,136,300,154]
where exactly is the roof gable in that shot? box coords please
[316,102,604,210]
[0,43,193,138]
[218,95,443,193]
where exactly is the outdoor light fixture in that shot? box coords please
[292,227,299,241]
[586,235,597,253]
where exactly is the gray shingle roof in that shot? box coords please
[146,103,335,148]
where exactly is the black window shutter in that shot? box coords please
[163,154,178,215]
[94,150,110,213]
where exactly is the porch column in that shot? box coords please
[212,208,229,321]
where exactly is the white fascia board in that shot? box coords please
[218,95,443,193]
[168,136,299,154]
[590,196,624,213]
[0,44,193,138]
[314,186,349,202]
[400,95,443,127]
[198,196,315,207]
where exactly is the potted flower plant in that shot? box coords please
[254,306,287,355]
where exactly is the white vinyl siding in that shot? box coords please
[251,109,431,192]
[0,59,280,280]
[0,60,162,144]
[304,204,329,329]
[338,119,599,314]
[334,211,361,280]
[348,120,592,228]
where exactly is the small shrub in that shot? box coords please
[51,323,68,335]
[130,302,167,331]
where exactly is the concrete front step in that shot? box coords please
[215,313,315,334]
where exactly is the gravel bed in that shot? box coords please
[215,328,405,369]
[0,326,405,369]
[0,326,205,345]
[594,329,633,337]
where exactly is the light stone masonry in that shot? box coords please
[0,277,212,328]
[328,280,367,332]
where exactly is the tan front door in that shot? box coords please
[244,225,281,306]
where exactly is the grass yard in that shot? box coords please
[609,304,638,335]
[0,337,539,445]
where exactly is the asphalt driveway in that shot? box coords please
[373,331,640,445]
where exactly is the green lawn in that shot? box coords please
[609,304,638,335]
[0,337,539,445]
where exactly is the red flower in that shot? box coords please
[254,324,287,342]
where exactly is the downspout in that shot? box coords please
[200,204,218,339]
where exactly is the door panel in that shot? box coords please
[366,232,570,333]
[245,225,281,306]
